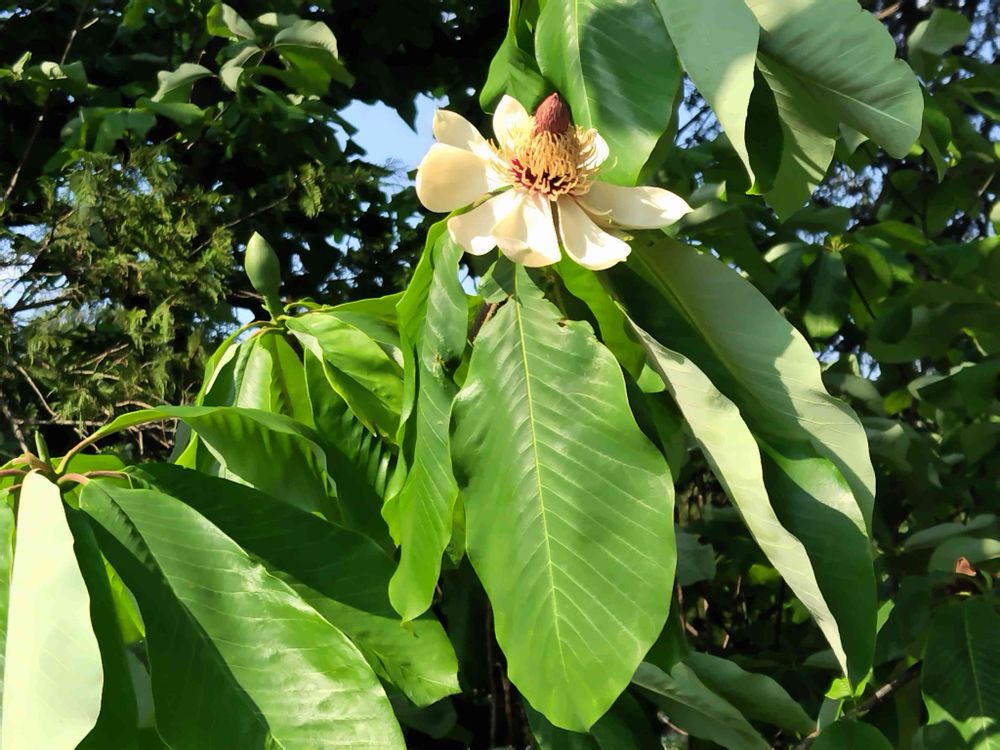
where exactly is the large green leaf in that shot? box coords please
[627,322,865,679]
[452,267,675,731]
[132,463,459,707]
[654,0,760,183]
[535,0,681,185]
[744,0,923,158]
[1,473,103,750]
[383,227,467,620]
[81,482,404,749]
[633,662,768,750]
[922,599,1000,747]
[0,502,9,721]
[625,239,876,528]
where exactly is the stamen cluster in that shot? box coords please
[491,94,599,199]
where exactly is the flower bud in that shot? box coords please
[533,92,572,135]
[245,232,282,318]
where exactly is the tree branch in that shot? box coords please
[795,663,922,749]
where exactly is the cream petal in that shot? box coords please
[584,132,610,170]
[491,191,561,267]
[447,191,517,256]
[432,109,492,159]
[493,95,530,150]
[415,143,492,213]
[557,197,631,270]
[577,182,692,229]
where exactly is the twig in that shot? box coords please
[57,472,90,486]
[469,302,498,343]
[0,395,29,453]
[2,1,90,206]
[875,2,901,20]
[795,663,922,749]
[13,363,58,418]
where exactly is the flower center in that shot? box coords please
[493,94,600,199]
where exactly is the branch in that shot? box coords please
[468,302,499,343]
[0,395,29,453]
[2,2,90,206]
[795,663,922,749]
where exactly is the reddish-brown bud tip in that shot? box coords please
[533,92,571,135]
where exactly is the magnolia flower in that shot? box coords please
[415,93,691,270]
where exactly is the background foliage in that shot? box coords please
[0,0,998,748]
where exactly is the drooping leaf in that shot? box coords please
[273,19,354,92]
[535,0,682,184]
[625,239,876,528]
[452,267,675,731]
[685,652,815,734]
[744,0,923,158]
[908,8,971,76]
[76,405,336,517]
[81,482,405,749]
[760,444,876,683]
[384,227,467,621]
[302,350,395,546]
[207,3,255,40]
[1,473,103,750]
[627,322,864,679]
[654,0,760,184]
[288,312,403,439]
[756,54,838,217]
[66,511,139,750]
[212,331,313,422]
[131,463,459,707]
[632,662,769,750]
[151,63,213,103]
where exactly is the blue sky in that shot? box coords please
[338,95,440,176]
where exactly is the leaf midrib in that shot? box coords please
[513,293,570,690]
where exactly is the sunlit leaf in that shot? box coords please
[452,266,675,730]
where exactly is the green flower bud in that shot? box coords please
[245,232,282,318]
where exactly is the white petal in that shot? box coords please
[493,95,530,149]
[577,182,692,229]
[584,132,610,170]
[415,143,491,213]
[432,109,492,159]
[557,197,631,270]
[491,191,561,267]
[447,191,517,256]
